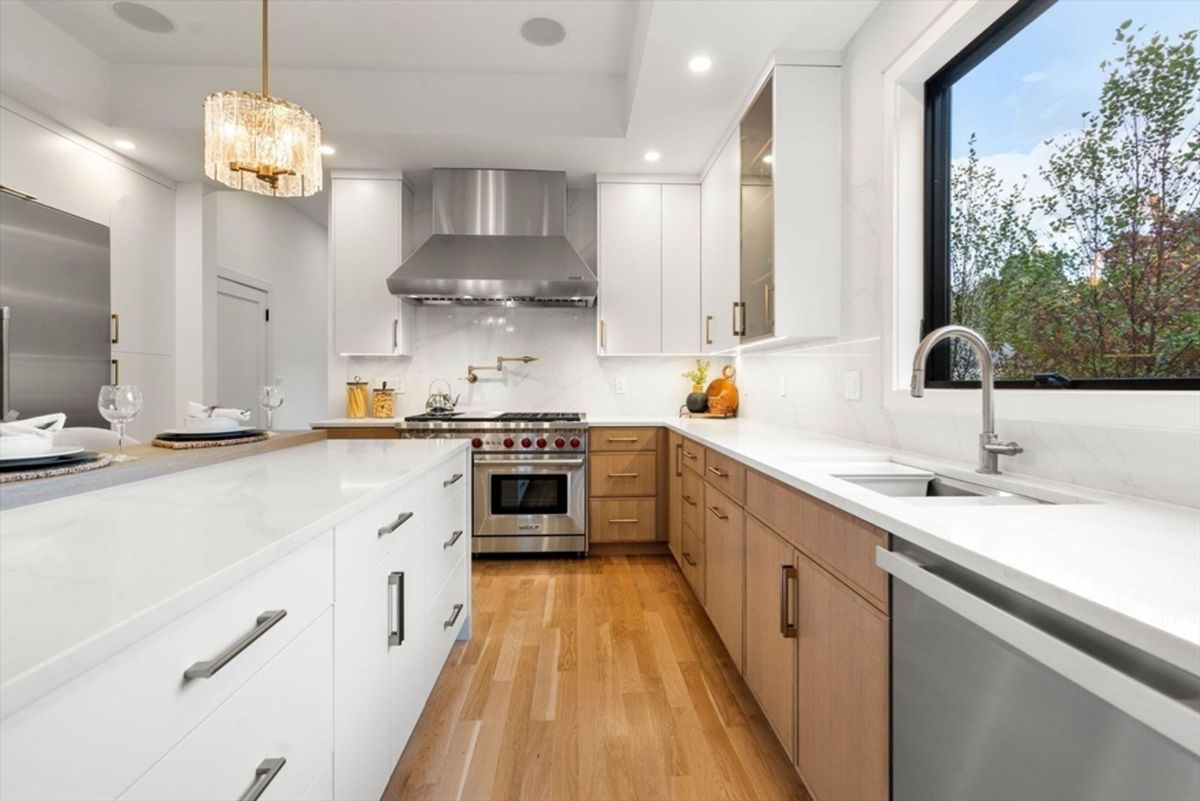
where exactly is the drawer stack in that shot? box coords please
[588,427,666,543]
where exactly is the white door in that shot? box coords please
[661,184,702,354]
[701,133,742,353]
[216,276,268,426]
[598,182,662,354]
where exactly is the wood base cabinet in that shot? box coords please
[667,432,683,561]
[703,484,744,668]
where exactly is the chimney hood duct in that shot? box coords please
[387,168,597,306]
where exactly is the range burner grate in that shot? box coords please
[496,412,582,422]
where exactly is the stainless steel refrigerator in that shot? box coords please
[0,191,111,427]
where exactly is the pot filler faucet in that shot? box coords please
[910,325,1023,475]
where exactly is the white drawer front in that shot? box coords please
[422,490,468,609]
[426,554,469,688]
[425,451,469,513]
[120,610,333,801]
[0,533,333,801]
[335,480,426,597]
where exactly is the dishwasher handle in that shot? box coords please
[876,547,1200,756]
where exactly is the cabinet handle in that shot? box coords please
[707,465,728,478]
[765,284,773,328]
[111,313,120,345]
[607,436,639,442]
[674,442,683,476]
[444,529,464,549]
[707,504,728,521]
[600,319,607,351]
[682,494,697,506]
[608,472,639,478]
[392,319,399,350]
[0,184,36,202]
[388,571,405,646]
[184,610,287,679]
[238,757,286,801]
[780,565,798,638]
[705,315,713,345]
[682,449,697,461]
[444,602,465,630]
[111,358,119,385]
[682,551,697,567]
[608,518,639,524]
[443,472,464,487]
[378,511,414,537]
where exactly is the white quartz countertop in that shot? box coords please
[586,416,1200,676]
[0,439,469,717]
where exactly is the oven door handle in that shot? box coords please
[476,458,585,467]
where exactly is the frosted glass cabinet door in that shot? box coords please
[598,182,662,354]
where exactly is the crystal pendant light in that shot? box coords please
[203,0,323,197]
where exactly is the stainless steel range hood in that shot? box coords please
[387,169,597,306]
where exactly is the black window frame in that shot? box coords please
[922,0,1200,391]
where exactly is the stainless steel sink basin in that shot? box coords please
[833,471,1046,505]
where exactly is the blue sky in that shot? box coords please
[951,0,1199,159]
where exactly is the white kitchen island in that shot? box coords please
[0,439,471,801]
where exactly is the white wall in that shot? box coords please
[734,0,1200,508]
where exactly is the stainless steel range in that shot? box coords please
[398,412,588,555]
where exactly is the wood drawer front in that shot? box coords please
[679,522,706,604]
[322,427,398,439]
[335,478,427,597]
[423,491,469,606]
[425,450,469,513]
[681,467,704,536]
[589,452,657,497]
[0,533,333,801]
[704,448,746,504]
[589,498,658,542]
[746,470,888,611]
[591,427,658,452]
[120,610,334,801]
[679,437,705,476]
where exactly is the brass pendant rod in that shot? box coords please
[261,0,269,96]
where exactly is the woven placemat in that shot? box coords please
[152,433,270,450]
[0,453,114,483]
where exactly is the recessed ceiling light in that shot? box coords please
[643,151,662,163]
[111,2,175,34]
[762,154,773,164]
[521,17,567,47]
[320,145,336,156]
[688,55,713,74]
[114,139,137,152]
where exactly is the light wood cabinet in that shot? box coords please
[589,499,658,542]
[591,427,660,452]
[702,484,744,667]
[589,452,658,498]
[704,448,746,505]
[743,515,797,761]
[667,432,684,561]
[681,468,704,535]
[680,521,706,604]
[586,427,665,545]
[795,554,889,801]
[680,437,705,476]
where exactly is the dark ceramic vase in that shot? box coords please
[686,392,708,413]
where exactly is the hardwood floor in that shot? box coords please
[384,556,811,801]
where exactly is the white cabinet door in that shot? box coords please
[110,167,174,356]
[661,184,701,354]
[112,351,174,438]
[0,107,112,225]
[386,534,427,766]
[332,177,413,357]
[701,133,741,353]
[598,182,662,355]
[333,558,395,801]
[119,611,334,801]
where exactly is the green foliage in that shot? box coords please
[950,23,1200,381]
[682,359,711,386]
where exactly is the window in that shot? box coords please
[924,0,1200,389]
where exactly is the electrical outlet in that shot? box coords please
[615,377,627,395]
[777,374,787,397]
[843,370,862,401]
[396,380,405,395]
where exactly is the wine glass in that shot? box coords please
[258,381,285,430]
[98,385,143,462]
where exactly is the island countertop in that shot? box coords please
[0,438,470,717]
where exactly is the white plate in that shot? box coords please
[183,417,240,433]
[0,445,85,462]
[162,425,257,435]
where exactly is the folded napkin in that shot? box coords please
[186,401,251,422]
[0,412,66,439]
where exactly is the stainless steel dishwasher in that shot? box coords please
[878,539,1200,801]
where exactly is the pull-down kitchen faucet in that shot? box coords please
[910,325,1023,475]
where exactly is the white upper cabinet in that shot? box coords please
[597,180,701,355]
[701,134,741,353]
[110,167,175,357]
[331,172,416,356]
[0,107,112,225]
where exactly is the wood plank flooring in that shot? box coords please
[384,556,811,801]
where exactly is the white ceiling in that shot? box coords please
[3,0,879,222]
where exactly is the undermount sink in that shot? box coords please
[824,462,1050,506]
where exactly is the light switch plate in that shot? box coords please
[615,377,627,395]
[843,370,862,401]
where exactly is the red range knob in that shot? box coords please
[536,437,548,448]
[554,437,566,448]
[503,437,514,448]
[569,436,581,448]
[521,437,533,448]
[471,437,483,449]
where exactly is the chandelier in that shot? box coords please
[203,0,323,197]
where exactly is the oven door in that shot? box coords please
[473,453,586,539]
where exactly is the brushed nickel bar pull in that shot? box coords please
[732,300,740,337]
[708,466,728,478]
[238,757,286,801]
[443,529,464,549]
[675,442,683,476]
[780,565,798,638]
[682,494,698,506]
[388,571,405,646]
[608,518,639,524]
[378,511,414,537]
[608,472,639,478]
[707,505,728,520]
[443,472,464,487]
[111,358,119,385]
[444,603,465,629]
[607,436,639,442]
[0,184,36,201]
[681,449,698,461]
[765,284,773,328]
[184,610,287,679]
[705,315,713,345]
[600,319,607,350]
[111,313,120,345]
[682,552,697,567]
[392,319,399,350]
